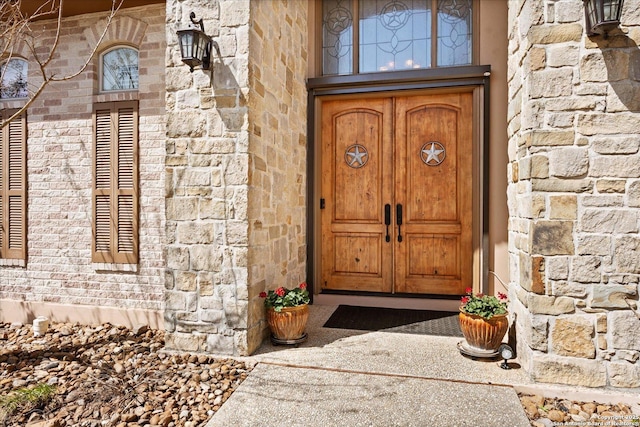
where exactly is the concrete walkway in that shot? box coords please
[208,363,529,427]
[206,305,637,427]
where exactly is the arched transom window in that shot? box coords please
[0,58,28,99]
[322,0,473,76]
[101,46,139,92]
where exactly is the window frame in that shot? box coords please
[318,0,478,77]
[99,46,140,93]
[0,58,29,100]
[92,101,139,264]
[0,109,27,261]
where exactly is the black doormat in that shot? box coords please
[323,305,462,337]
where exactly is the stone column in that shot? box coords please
[507,0,640,387]
[245,0,309,352]
[164,0,308,356]
[164,0,251,355]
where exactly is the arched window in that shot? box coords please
[0,58,28,99]
[322,0,473,76]
[101,46,139,91]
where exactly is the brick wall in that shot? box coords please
[508,0,640,388]
[0,4,166,326]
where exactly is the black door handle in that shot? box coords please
[396,204,403,242]
[384,204,391,242]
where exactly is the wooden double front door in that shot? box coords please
[320,92,473,296]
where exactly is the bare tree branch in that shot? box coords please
[1,0,124,129]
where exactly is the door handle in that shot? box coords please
[384,204,391,242]
[396,204,403,242]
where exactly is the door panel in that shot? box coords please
[333,109,381,221]
[320,92,473,295]
[406,106,459,221]
[395,93,473,295]
[334,235,381,274]
[321,98,393,292]
[407,234,459,278]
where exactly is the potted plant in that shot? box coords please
[260,282,310,345]
[458,287,509,355]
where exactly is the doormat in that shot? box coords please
[323,305,462,337]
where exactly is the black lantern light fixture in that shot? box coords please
[177,12,212,72]
[583,0,625,37]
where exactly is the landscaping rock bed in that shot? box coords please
[0,322,251,427]
[519,393,639,427]
[3,320,639,427]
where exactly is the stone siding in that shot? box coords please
[508,0,640,388]
[246,0,309,351]
[164,0,308,356]
[0,5,167,324]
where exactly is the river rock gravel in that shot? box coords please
[519,393,639,427]
[0,321,251,427]
[3,320,639,427]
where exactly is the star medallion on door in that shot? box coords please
[345,144,369,168]
[420,142,446,166]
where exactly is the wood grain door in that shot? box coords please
[321,98,393,292]
[394,93,473,295]
[320,92,473,295]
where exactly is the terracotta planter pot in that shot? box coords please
[458,309,509,352]
[266,304,309,343]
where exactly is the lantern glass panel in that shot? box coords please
[585,0,597,28]
[178,31,195,58]
[603,0,621,20]
[195,32,209,63]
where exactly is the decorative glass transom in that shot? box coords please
[322,0,473,76]
[101,47,139,91]
[0,58,28,99]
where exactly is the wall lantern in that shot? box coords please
[583,0,624,37]
[177,12,212,72]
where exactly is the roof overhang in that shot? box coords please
[19,0,164,19]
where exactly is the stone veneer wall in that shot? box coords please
[164,0,307,356]
[508,0,640,388]
[0,5,166,326]
[246,1,308,351]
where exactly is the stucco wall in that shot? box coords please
[479,0,510,296]
[508,0,640,388]
[0,4,166,328]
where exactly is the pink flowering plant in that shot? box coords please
[460,287,508,319]
[260,282,310,312]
